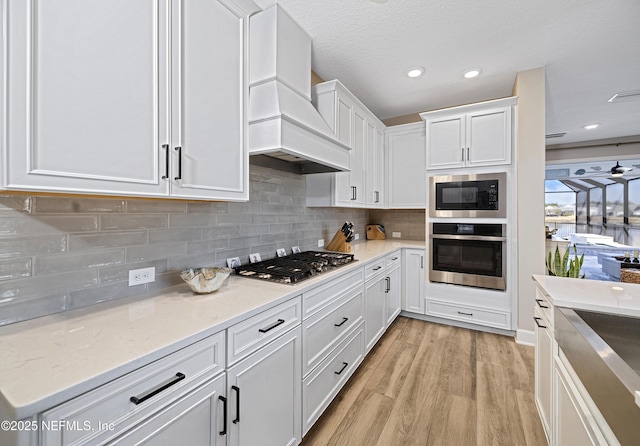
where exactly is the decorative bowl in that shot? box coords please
[180,267,231,294]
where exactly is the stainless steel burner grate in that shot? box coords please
[233,251,355,284]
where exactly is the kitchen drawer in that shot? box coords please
[427,300,509,329]
[303,267,363,318]
[364,257,386,282]
[227,296,302,366]
[302,286,364,376]
[41,331,225,446]
[385,250,402,268]
[535,289,554,328]
[302,323,364,435]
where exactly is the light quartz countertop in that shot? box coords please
[532,274,640,318]
[0,240,424,421]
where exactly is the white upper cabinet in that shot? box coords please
[307,80,385,208]
[385,122,426,208]
[2,0,258,200]
[421,97,516,171]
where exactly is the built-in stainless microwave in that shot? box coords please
[429,172,506,218]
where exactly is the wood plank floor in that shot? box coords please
[301,316,547,446]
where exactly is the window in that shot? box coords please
[606,182,624,225]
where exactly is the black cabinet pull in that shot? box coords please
[129,372,185,405]
[421,256,424,269]
[259,318,285,333]
[351,186,357,200]
[372,266,382,271]
[334,362,348,375]
[461,148,465,162]
[334,317,349,327]
[533,317,547,329]
[174,146,182,180]
[161,144,170,179]
[385,277,390,293]
[535,299,549,309]
[218,395,227,436]
[467,147,470,162]
[232,385,240,424]
[375,191,380,203]
[390,257,398,261]
[457,311,473,317]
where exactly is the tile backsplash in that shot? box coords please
[0,166,423,326]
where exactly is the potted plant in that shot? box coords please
[546,244,585,278]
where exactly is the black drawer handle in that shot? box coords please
[334,317,349,327]
[232,385,240,424]
[390,257,398,261]
[457,311,473,317]
[161,144,170,179]
[372,266,382,271]
[219,395,227,436]
[535,299,549,309]
[533,317,547,329]
[130,372,185,405]
[334,362,348,375]
[174,146,182,180]
[259,318,285,333]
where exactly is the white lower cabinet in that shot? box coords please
[402,249,425,314]
[302,325,364,434]
[364,272,387,353]
[226,327,302,446]
[534,305,553,442]
[109,373,226,445]
[385,264,401,326]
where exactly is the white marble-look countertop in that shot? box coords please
[0,240,424,421]
[532,274,640,317]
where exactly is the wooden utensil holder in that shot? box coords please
[326,229,351,253]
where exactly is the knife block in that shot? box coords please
[325,229,351,253]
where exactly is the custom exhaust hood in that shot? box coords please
[248,5,351,174]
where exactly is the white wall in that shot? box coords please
[513,67,546,339]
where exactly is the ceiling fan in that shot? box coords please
[572,161,634,178]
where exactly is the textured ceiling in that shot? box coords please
[257,0,640,145]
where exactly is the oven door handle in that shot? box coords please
[429,234,506,242]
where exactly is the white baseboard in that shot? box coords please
[515,329,535,346]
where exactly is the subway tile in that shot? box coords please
[227,235,262,248]
[0,258,32,281]
[99,259,168,284]
[148,271,184,290]
[239,224,270,236]
[69,231,147,251]
[215,248,251,264]
[217,214,250,226]
[261,203,287,214]
[260,233,286,244]
[202,225,240,239]
[0,215,98,236]
[0,270,97,300]
[228,202,262,214]
[34,250,124,275]
[252,214,279,224]
[277,214,300,223]
[269,223,293,234]
[0,195,32,213]
[186,201,229,214]
[68,281,142,310]
[0,235,67,258]
[101,214,168,231]
[187,239,229,255]
[0,293,68,326]
[126,199,187,214]
[168,253,217,271]
[34,196,125,213]
[169,213,216,228]
[148,228,202,244]
[126,242,187,263]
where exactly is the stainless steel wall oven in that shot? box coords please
[429,223,506,291]
[429,172,506,218]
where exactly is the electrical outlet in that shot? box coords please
[354,233,360,240]
[128,267,155,286]
[318,239,324,247]
[392,232,401,238]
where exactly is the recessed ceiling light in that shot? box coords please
[407,67,425,78]
[463,68,481,79]
[583,124,599,130]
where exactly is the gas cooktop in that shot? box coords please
[233,251,356,285]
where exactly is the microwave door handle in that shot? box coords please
[429,234,506,242]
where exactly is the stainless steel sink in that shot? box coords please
[555,307,640,445]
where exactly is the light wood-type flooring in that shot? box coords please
[301,316,547,446]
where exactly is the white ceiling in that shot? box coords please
[259,0,640,145]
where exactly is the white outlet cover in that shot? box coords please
[128,267,155,286]
[392,232,401,238]
[318,239,324,247]
[354,233,360,240]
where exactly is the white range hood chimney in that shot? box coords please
[248,5,351,174]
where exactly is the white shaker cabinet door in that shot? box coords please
[4,0,170,197]
[425,114,465,170]
[169,0,249,200]
[466,107,511,167]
